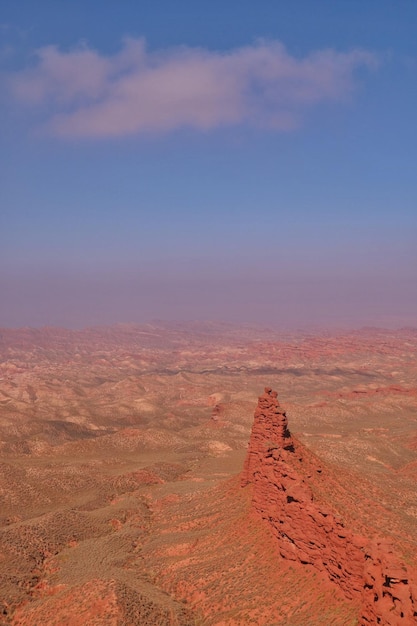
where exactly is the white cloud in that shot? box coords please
[10,38,377,138]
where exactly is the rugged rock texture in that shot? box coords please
[242,387,417,625]
[362,539,417,625]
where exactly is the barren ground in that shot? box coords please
[0,323,416,624]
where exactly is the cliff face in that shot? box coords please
[242,387,417,625]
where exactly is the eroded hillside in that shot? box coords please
[0,323,416,624]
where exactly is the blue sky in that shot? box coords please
[1,1,416,328]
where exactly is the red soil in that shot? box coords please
[241,387,417,625]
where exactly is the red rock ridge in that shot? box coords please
[242,387,417,625]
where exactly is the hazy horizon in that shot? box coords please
[1,2,416,329]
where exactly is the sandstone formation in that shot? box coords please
[1,325,417,624]
[242,387,417,625]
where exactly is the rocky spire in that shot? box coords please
[242,388,417,624]
[241,387,295,487]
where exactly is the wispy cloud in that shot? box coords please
[9,38,377,138]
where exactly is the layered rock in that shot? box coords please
[242,387,417,625]
[362,539,417,625]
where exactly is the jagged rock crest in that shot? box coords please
[242,388,417,625]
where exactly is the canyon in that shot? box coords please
[0,323,417,624]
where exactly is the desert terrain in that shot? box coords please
[0,322,416,625]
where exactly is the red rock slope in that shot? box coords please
[241,387,417,625]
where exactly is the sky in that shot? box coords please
[1,0,416,329]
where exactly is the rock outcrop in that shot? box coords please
[362,539,417,625]
[242,387,417,625]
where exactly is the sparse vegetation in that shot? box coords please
[0,323,416,624]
